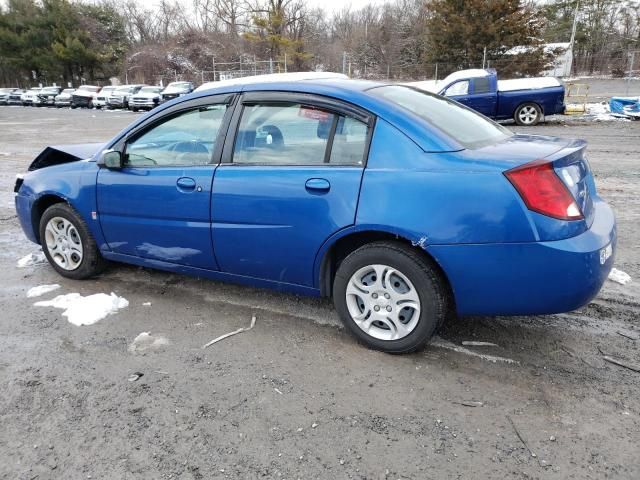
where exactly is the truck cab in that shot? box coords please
[412,69,565,126]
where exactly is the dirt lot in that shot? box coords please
[0,106,638,480]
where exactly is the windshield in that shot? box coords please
[368,85,511,149]
[78,86,99,92]
[115,87,133,93]
[141,87,162,93]
[167,82,190,89]
[63,89,74,93]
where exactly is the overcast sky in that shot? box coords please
[134,0,392,13]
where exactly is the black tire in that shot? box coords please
[514,102,542,126]
[131,107,138,112]
[332,241,449,353]
[39,203,107,280]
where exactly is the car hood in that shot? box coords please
[74,90,97,98]
[28,143,105,171]
[132,92,160,99]
[162,87,189,95]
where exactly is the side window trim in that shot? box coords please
[221,92,375,168]
[121,94,237,169]
[109,93,236,153]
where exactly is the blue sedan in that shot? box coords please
[14,77,616,353]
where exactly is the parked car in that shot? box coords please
[107,85,145,109]
[54,88,75,108]
[71,85,101,108]
[21,88,42,106]
[14,77,616,353]
[36,86,63,107]
[0,88,21,105]
[93,86,116,109]
[409,69,566,126]
[160,81,194,102]
[7,89,25,105]
[129,86,164,111]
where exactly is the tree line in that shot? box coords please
[0,0,638,88]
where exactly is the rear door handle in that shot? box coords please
[176,177,197,191]
[305,178,330,193]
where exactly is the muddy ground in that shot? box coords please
[0,106,638,480]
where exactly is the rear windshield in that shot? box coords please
[368,85,511,149]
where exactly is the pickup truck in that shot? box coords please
[409,69,565,126]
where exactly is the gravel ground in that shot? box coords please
[0,106,638,480]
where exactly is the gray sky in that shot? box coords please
[135,0,391,13]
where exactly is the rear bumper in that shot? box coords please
[430,198,616,316]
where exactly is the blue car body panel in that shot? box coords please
[97,165,219,269]
[441,70,566,120]
[14,77,615,317]
[211,165,364,286]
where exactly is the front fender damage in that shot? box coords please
[28,143,105,171]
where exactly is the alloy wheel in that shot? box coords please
[345,264,421,341]
[44,216,84,271]
[518,106,539,125]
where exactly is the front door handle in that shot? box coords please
[305,178,330,193]
[176,177,197,191]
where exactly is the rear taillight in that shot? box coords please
[504,159,583,221]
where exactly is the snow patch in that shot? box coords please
[608,268,631,285]
[584,102,630,122]
[26,284,60,298]
[431,337,518,364]
[497,77,562,91]
[128,332,170,353]
[17,251,47,268]
[34,292,129,326]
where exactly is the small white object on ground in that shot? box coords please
[202,315,257,348]
[142,302,152,306]
[461,341,498,347]
[26,284,60,298]
[34,292,128,326]
[128,332,170,353]
[17,251,47,268]
[432,337,518,364]
[608,268,631,285]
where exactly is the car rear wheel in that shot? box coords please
[39,203,106,280]
[333,241,449,353]
[514,102,542,126]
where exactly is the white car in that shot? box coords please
[160,81,194,102]
[129,86,164,111]
[54,88,75,107]
[21,88,42,106]
[107,84,145,109]
[93,86,117,109]
[71,85,101,108]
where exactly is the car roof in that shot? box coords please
[114,77,460,153]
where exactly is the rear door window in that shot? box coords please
[473,77,491,94]
[232,102,369,166]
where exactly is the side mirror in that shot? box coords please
[97,150,123,169]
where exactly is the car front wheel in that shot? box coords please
[333,241,449,353]
[39,203,106,280]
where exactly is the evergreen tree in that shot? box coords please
[425,0,549,76]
